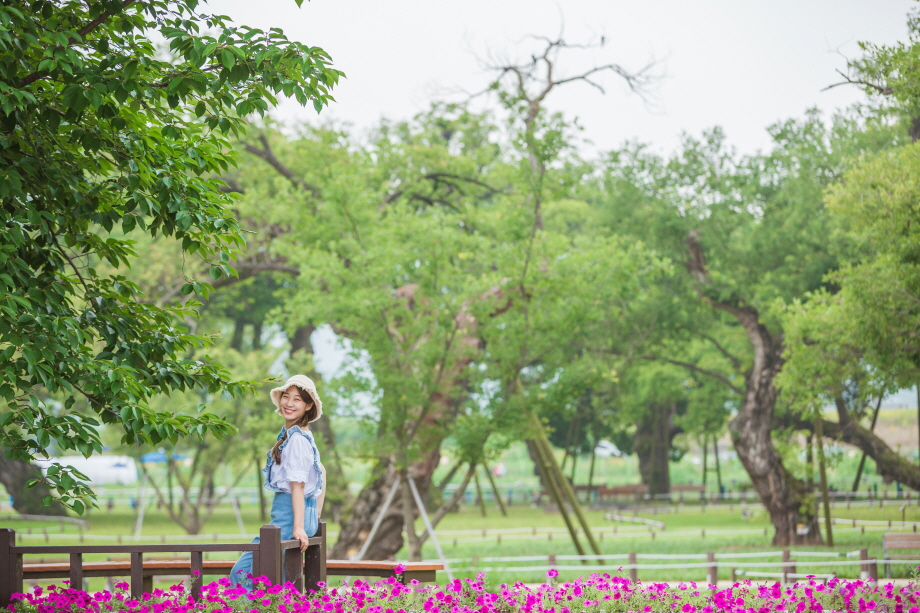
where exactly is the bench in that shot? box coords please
[597,485,648,502]
[883,532,920,578]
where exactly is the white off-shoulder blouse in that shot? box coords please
[268,432,322,495]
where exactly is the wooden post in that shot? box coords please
[0,529,21,608]
[190,551,203,601]
[706,552,717,586]
[304,521,327,593]
[628,551,637,583]
[859,548,868,580]
[69,553,83,590]
[781,550,795,584]
[867,558,879,583]
[285,546,304,592]
[130,552,145,598]
[258,524,282,586]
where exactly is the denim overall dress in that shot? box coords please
[230,426,323,589]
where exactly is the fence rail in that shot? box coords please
[437,548,891,584]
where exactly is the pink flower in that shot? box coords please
[547,569,559,578]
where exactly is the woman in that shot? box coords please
[229,374,326,589]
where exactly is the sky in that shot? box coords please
[210,0,913,157]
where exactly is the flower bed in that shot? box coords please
[8,567,919,613]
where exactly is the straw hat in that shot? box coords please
[269,374,323,421]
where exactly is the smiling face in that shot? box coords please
[279,385,312,428]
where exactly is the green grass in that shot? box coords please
[10,497,919,590]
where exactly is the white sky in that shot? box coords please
[210,0,912,156]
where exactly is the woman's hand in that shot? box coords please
[292,526,310,552]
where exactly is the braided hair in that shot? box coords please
[270,390,317,464]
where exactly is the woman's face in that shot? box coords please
[279,385,310,427]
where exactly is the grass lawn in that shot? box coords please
[7,496,920,589]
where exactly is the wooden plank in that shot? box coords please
[325,561,443,571]
[69,553,83,589]
[130,552,144,599]
[23,559,445,574]
[12,544,259,554]
[401,570,436,583]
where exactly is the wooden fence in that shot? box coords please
[0,522,326,606]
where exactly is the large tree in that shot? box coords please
[582,111,899,544]
[0,0,341,511]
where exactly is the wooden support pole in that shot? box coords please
[527,437,586,558]
[532,420,603,559]
[815,417,834,546]
[472,465,488,518]
[482,463,508,517]
[401,473,423,562]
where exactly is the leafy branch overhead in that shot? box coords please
[0,0,342,512]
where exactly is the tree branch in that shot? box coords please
[647,356,744,395]
[699,333,742,372]
[244,134,322,198]
[18,0,138,88]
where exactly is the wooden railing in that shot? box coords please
[0,522,326,606]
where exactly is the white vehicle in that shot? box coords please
[35,455,138,486]
[594,440,622,458]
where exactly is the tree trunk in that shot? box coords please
[288,323,350,522]
[330,448,440,560]
[0,457,67,516]
[687,231,821,545]
[634,403,677,496]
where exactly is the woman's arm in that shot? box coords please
[317,463,327,518]
[290,481,309,551]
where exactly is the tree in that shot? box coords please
[779,142,920,490]
[778,9,920,493]
[0,0,341,511]
[580,109,898,543]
